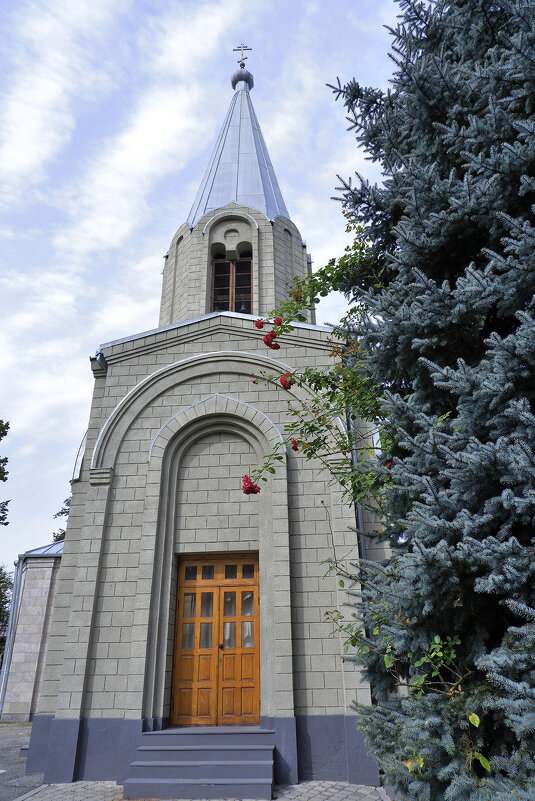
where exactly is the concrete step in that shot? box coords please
[141,726,274,747]
[123,726,274,799]
[137,744,272,760]
[128,759,273,780]
[123,777,272,799]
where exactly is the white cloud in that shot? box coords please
[0,0,125,207]
[88,250,162,342]
[53,83,210,257]
[148,0,245,77]
[52,0,243,261]
[262,59,326,164]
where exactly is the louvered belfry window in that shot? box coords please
[211,254,252,314]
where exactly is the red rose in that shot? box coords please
[279,371,293,390]
[242,475,260,495]
[255,319,264,329]
[263,330,280,350]
[262,330,276,345]
[274,316,283,326]
[291,439,298,451]
[293,289,302,301]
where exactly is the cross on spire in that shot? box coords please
[233,43,252,68]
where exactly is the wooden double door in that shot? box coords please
[172,554,260,726]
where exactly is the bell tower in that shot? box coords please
[159,61,314,326]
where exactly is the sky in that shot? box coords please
[0,0,399,571]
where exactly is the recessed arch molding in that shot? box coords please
[90,350,312,470]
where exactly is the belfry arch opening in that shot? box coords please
[211,251,252,313]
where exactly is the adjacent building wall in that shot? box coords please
[1,555,61,721]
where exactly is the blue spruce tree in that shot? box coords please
[333,1,535,798]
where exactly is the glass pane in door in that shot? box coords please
[241,591,254,616]
[201,592,213,617]
[242,621,254,648]
[199,623,212,649]
[181,623,195,649]
[224,592,236,617]
[183,594,196,618]
[223,621,236,649]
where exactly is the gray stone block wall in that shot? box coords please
[1,556,60,721]
[175,431,259,551]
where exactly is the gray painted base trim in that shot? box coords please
[27,713,378,787]
[26,715,53,774]
[296,715,379,785]
[27,715,143,783]
[45,718,81,782]
[261,716,297,785]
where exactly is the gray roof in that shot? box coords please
[21,541,64,559]
[187,68,290,228]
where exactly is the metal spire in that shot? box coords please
[187,51,290,228]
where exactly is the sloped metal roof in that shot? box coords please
[22,541,64,558]
[187,68,290,227]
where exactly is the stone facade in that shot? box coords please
[25,72,380,792]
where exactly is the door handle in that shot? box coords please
[218,643,224,650]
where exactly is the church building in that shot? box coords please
[25,57,379,799]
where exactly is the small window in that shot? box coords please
[211,256,252,313]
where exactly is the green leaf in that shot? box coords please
[339,579,345,588]
[473,752,491,772]
[384,652,395,669]
[468,712,480,727]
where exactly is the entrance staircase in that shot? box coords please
[123,726,275,799]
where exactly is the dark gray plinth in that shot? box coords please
[27,715,142,783]
[76,718,143,780]
[296,714,379,785]
[261,716,298,785]
[26,715,53,774]
[27,713,378,788]
[43,718,81,783]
